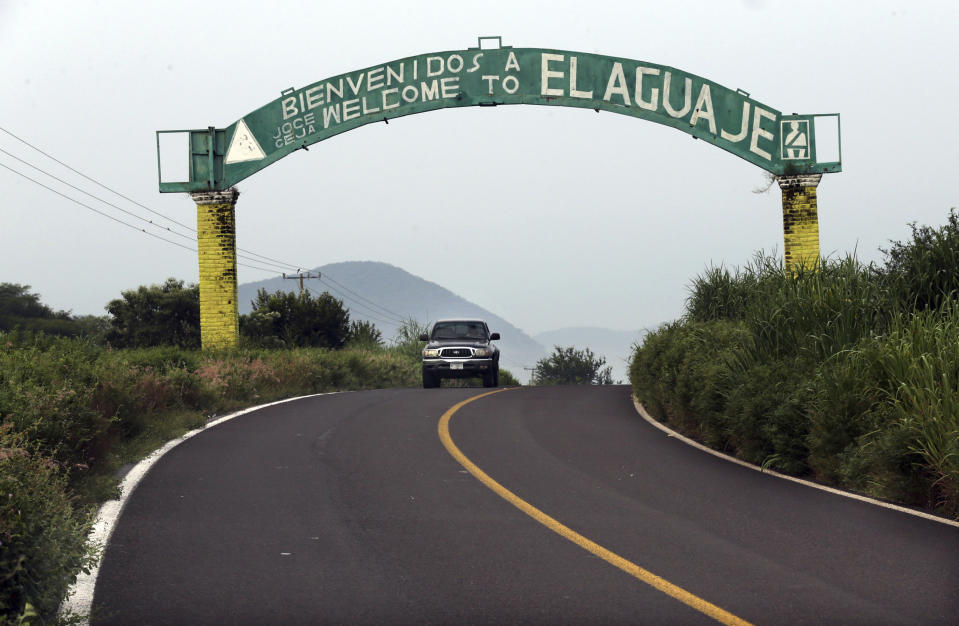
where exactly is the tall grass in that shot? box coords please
[688,252,888,362]
[632,211,959,518]
[864,306,959,511]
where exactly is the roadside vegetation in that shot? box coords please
[532,345,614,385]
[0,283,518,623]
[631,210,959,520]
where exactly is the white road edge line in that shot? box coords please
[59,392,337,622]
[631,395,959,529]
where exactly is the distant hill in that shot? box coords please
[238,261,548,377]
[533,327,647,384]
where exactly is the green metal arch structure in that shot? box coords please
[158,38,840,192]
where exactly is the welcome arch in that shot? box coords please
[158,38,842,349]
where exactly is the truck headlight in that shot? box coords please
[423,349,439,358]
[473,348,491,357]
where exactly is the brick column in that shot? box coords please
[191,188,240,350]
[777,174,822,273]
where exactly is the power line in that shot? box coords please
[0,162,198,254]
[305,286,400,328]
[0,161,290,276]
[0,124,196,234]
[237,259,292,274]
[0,147,196,243]
[1,124,307,273]
[235,253,297,273]
[319,272,409,322]
[0,147,303,272]
[311,281,405,325]
[1,126,415,324]
[235,247,306,270]
[320,280,407,325]
[1,125,302,262]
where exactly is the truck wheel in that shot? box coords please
[482,370,495,388]
[423,373,438,388]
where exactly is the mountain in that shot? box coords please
[238,261,548,377]
[533,327,647,384]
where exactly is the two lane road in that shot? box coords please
[92,386,959,624]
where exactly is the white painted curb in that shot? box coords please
[59,393,335,622]
[631,395,959,529]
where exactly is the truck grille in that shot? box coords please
[440,348,472,358]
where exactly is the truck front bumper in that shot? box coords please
[422,358,493,379]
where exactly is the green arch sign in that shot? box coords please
[157,38,840,192]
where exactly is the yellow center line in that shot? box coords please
[438,389,753,626]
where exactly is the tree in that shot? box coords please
[71,314,112,342]
[240,289,350,348]
[0,283,100,338]
[105,278,200,348]
[346,319,383,349]
[0,283,57,321]
[532,346,614,385]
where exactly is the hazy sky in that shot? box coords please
[2,0,957,335]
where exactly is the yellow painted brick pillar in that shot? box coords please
[777,174,822,273]
[190,188,240,350]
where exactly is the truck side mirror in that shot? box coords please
[419,333,429,341]
[490,332,500,340]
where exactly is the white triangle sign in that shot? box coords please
[225,119,266,164]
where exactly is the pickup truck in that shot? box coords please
[419,319,500,388]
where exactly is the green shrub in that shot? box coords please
[119,346,204,373]
[881,208,959,313]
[0,425,96,623]
[388,319,431,362]
[346,320,384,350]
[105,279,200,349]
[630,319,748,450]
[498,368,521,387]
[0,336,113,472]
[532,346,614,385]
[240,289,350,349]
[836,406,929,508]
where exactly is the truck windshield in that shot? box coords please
[432,322,487,340]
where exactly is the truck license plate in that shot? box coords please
[450,363,464,370]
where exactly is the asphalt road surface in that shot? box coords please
[92,386,959,624]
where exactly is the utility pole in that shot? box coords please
[282,271,321,294]
[524,367,537,386]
